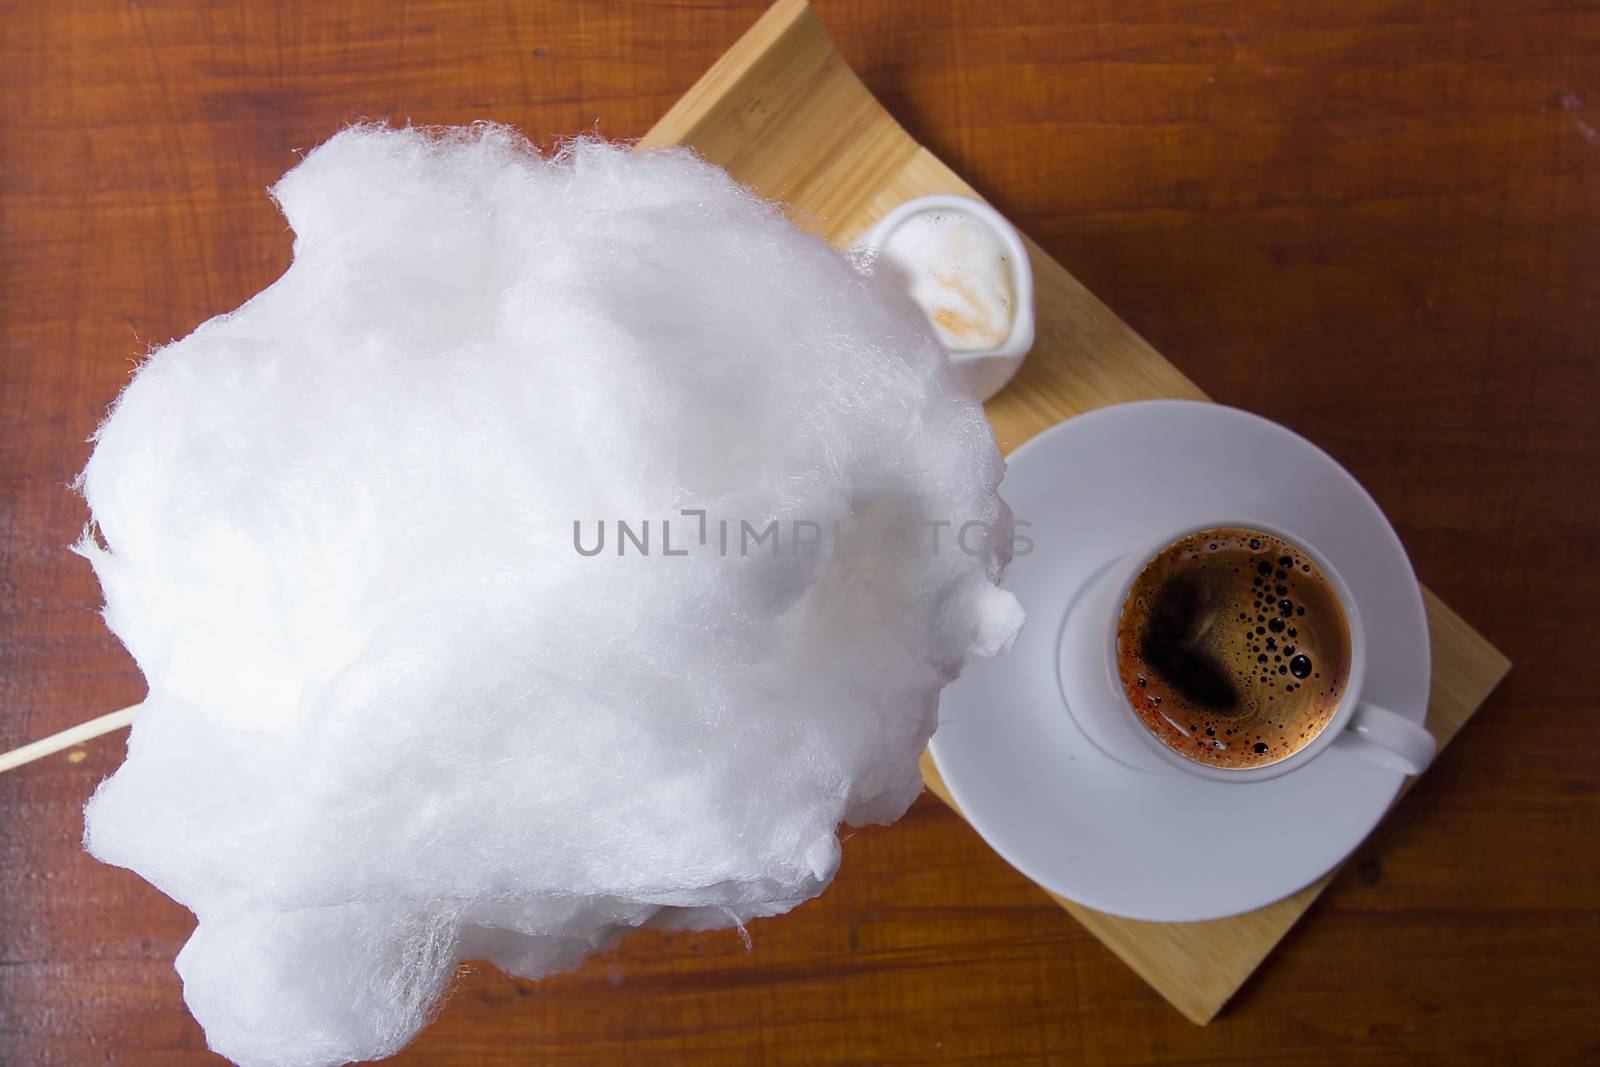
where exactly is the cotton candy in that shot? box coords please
[76,124,1023,1067]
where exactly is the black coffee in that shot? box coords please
[1115,527,1351,770]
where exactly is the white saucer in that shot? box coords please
[929,400,1431,922]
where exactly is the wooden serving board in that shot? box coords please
[642,0,1511,1026]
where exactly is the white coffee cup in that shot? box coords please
[854,194,1034,402]
[1058,519,1437,782]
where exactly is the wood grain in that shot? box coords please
[920,586,1512,1024]
[645,0,1510,1024]
[2,1,1596,1064]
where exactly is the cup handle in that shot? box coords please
[1333,701,1438,776]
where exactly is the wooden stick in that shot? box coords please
[0,705,139,774]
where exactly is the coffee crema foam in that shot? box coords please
[1115,528,1351,770]
[876,208,1014,352]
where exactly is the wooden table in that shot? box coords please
[2,2,1596,1063]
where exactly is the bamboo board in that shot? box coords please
[642,0,1511,1026]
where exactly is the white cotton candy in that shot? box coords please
[76,124,1022,1067]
